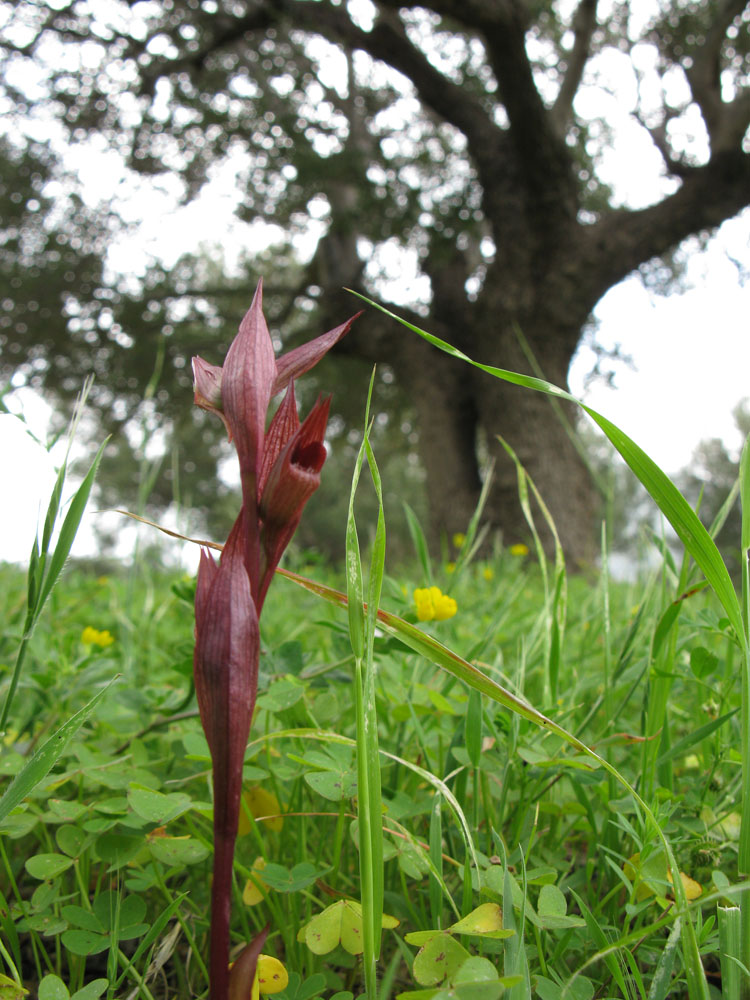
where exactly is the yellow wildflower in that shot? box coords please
[445,561,456,574]
[509,543,529,557]
[482,566,494,581]
[414,586,457,622]
[242,857,269,906]
[80,627,115,648]
[239,786,283,834]
[230,951,288,999]
[452,532,466,548]
[253,955,288,998]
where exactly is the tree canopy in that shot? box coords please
[2,0,749,560]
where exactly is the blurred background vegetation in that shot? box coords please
[1,0,749,570]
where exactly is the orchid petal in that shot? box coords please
[272,314,360,396]
[222,280,276,506]
[193,356,224,412]
[259,382,300,497]
[257,395,331,608]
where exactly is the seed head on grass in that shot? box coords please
[192,279,358,1000]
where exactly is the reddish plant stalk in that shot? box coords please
[191,280,358,997]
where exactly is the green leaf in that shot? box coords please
[412,933,471,986]
[60,930,110,957]
[60,906,105,933]
[0,680,116,825]
[127,784,192,824]
[38,976,70,1000]
[70,982,108,1000]
[0,975,29,1000]
[257,678,306,713]
[25,853,74,880]
[95,831,144,869]
[113,894,188,988]
[148,836,210,867]
[304,767,357,802]
[451,957,500,985]
[35,437,110,616]
[274,972,327,1000]
[536,885,585,929]
[94,890,146,936]
[56,825,88,858]
[299,900,365,955]
[535,976,594,1000]
[657,709,737,764]
[448,903,513,939]
[259,862,327,893]
[689,646,719,679]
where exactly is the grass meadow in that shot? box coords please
[1,315,748,1000]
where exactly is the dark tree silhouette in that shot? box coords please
[2,0,749,560]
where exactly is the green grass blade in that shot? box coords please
[498,436,566,704]
[465,688,482,770]
[35,437,110,616]
[346,291,743,651]
[403,502,432,583]
[646,917,681,1000]
[428,796,443,929]
[364,435,386,953]
[346,369,384,996]
[656,709,738,765]
[719,906,742,1000]
[0,677,117,824]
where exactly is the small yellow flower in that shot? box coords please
[413,586,457,622]
[445,561,456,574]
[242,857,269,906]
[239,786,283,834]
[80,627,115,648]
[252,955,288,998]
[452,532,466,549]
[482,566,494,581]
[509,543,529,557]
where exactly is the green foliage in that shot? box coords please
[0,524,746,998]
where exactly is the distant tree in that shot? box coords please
[1,0,749,561]
[677,400,750,579]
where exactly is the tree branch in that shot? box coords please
[137,8,274,96]
[550,0,598,134]
[279,0,496,155]
[631,108,694,178]
[580,149,750,300]
[684,0,749,150]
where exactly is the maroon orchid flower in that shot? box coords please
[191,280,358,999]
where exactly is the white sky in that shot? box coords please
[1,8,749,566]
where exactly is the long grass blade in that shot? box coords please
[345,369,384,997]
[0,677,117,824]
[345,291,743,652]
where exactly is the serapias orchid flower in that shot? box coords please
[192,281,358,1000]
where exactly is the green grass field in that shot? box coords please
[0,529,743,999]
[2,318,749,1000]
